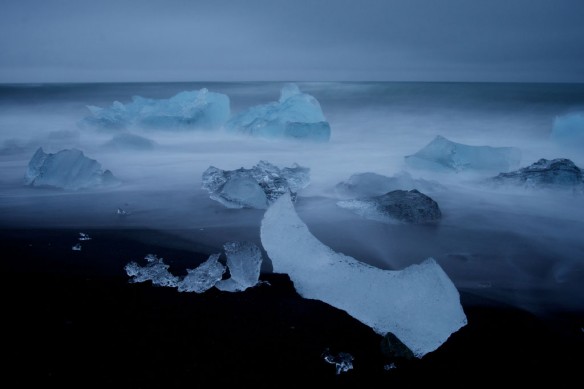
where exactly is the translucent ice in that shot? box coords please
[551,112,584,149]
[202,160,310,209]
[322,349,354,375]
[24,147,119,190]
[216,241,263,292]
[78,232,91,241]
[84,89,230,131]
[177,254,226,293]
[405,135,521,173]
[72,243,82,251]
[335,171,444,199]
[491,158,584,191]
[337,189,442,224]
[225,83,331,141]
[124,254,179,287]
[261,193,467,358]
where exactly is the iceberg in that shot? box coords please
[124,254,180,288]
[551,112,584,149]
[177,254,226,293]
[260,193,467,358]
[337,189,442,224]
[202,160,310,209]
[103,133,156,151]
[405,135,521,173]
[225,83,331,141]
[216,241,263,292]
[491,158,584,191]
[24,147,119,190]
[335,171,444,199]
[84,89,230,131]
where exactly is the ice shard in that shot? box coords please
[405,135,521,173]
[216,241,263,292]
[225,83,331,141]
[177,254,226,293]
[202,160,310,209]
[260,193,467,358]
[84,89,230,131]
[24,147,119,190]
[124,254,179,288]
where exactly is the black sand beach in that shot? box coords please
[2,228,582,387]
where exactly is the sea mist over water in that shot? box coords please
[1,82,583,314]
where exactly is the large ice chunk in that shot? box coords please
[124,254,180,287]
[177,254,226,293]
[260,193,467,358]
[491,158,584,191]
[24,147,119,190]
[84,89,230,130]
[225,83,331,141]
[202,160,310,209]
[335,171,444,199]
[337,189,442,224]
[551,112,584,149]
[216,241,263,292]
[405,135,521,173]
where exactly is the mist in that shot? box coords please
[1,81,583,315]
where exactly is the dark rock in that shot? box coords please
[491,158,584,191]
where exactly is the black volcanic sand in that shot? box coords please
[2,228,582,387]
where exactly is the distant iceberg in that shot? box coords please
[551,112,584,149]
[84,89,230,131]
[261,193,467,358]
[202,160,310,209]
[491,158,584,191]
[225,83,331,141]
[405,135,521,173]
[335,171,444,199]
[24,147,119,190]
[102,132,156,151]
[337,189,442,224]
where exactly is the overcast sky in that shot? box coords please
[1,0,583,83]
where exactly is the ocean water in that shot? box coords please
[1,81,583,314]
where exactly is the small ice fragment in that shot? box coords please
[72,243,82,251]
[322,348,354,375]
[124,254,179,287]
[216,241,263,292]
[116,208,129,216]
[384,363,397,371]
[177,253,225,293]
[78,232,91,241]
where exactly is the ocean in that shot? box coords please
[1,81,583,385]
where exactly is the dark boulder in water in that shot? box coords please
[337,189,442,224]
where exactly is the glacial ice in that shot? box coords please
[322,349,354,375]
[202,160,310,209]
[491,158,584,191]
[551,112,584,149]
[78,232,91,241]
[72,244,82,251]
[24,147,119,190]
[337,189,442,224]
[177,254,226,293]
[125,242,263,293]
[405,135,521,173]
[124,254,180,287]
[335,171,444,199]
[260,193,467,358]
[84,89,230,131]
[216,241,263,292]
[225,83,331,141]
